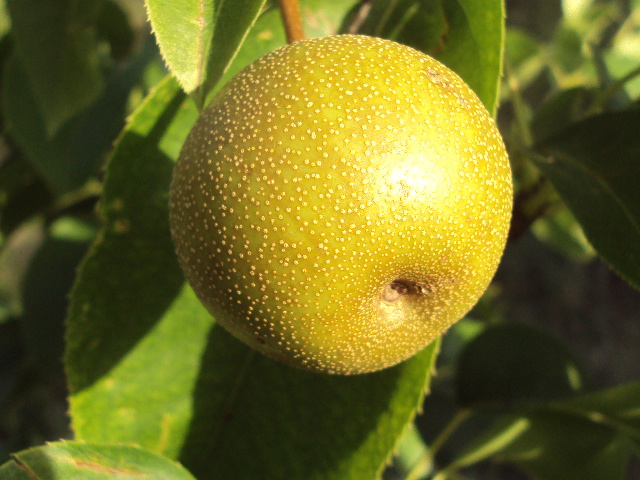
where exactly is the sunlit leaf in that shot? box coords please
[216,0,358,96]
[146,0,266,108]
[0,441,196,480]
[66,76,440,479]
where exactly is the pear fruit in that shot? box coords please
[169,35,512,374]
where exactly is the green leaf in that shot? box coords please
[216,0,358,95]
[339,0,449,57]
[66,74,440,479]
[0,155,52,236]
[0,1,9,39]
[553,381,640,447]
[21,217,94,377]
[532,204,595,261]
[447,409,630,480]
[455,323,584,411]
[146,0,267,108]
[533,109,640,290]
[504,28,544,91]
[0,219,45,323]
[66,76,200,458]
[5,0,105,136]
[530,87,595,143]
[181,340,439,480]
[392,424,432,478]
[437,0,504,113]
[96,0,135,60]
[3,55,90,194]
[0,441,196,480]
[550,25,589,79]
[3,41,153,195]
[445,382,640,479]
[340,0,504,113]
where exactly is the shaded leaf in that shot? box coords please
[146,0,266,108]
[530,87,594,143]
[340,0,504,113]
[6,0,105,136]
[3,41,154,195]
[180,339,439,480]
[532,204,595,261]
[553,381,640,448]
[448,409,630,480]
[95,0,135,60]
[0,220,46,323]
[3,56,93,194]
[66,74,440,479]
[533,109,640,290]
[0,320,26,416]
[445,382,640,479]
[455,323,584,411]
[0,441,195,480]
[504,28,544,91]
[0,155,53,237]
[550,26,587,78]
[21,217,94,377]
[0,2,9,38]
[339,0,448,57]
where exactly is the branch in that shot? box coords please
[278,0,305,43]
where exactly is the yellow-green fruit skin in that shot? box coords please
[169,35,512,375]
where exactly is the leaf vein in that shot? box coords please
[11,456,39,480]
[196,0,207,93]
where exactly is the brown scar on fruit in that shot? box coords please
[424,68,470,109]
[381,279,426,304]
[398,179,412,199]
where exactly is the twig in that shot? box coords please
[344,0,372,34]
[405,409,473,480]
[278,0,305,43]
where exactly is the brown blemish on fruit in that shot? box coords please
[381,279,425,304]
[424,68,471,110]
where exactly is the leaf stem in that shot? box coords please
[278,0,305,43]
[405,409,473,480]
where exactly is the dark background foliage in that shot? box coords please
[1,0,639,479]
